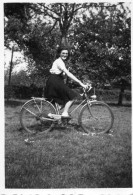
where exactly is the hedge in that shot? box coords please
[4,85,131,102]
[5,85,43,99]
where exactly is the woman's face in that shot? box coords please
[60,50,69,61]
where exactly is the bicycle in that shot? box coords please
[20,82,114,135]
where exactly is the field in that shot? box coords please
[5,99,132,188]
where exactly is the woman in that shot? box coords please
[45,47,88,118]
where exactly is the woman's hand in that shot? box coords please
[79,82,88,89]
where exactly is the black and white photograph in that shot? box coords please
[2,0,132,194]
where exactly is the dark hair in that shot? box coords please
[56,46,70,59]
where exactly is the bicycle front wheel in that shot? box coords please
[78,101,114,134]
[20,98,56,134]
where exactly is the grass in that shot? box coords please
[5,99,132,188]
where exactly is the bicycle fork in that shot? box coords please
[86,100,98,120]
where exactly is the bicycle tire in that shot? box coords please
[78,101,114,134]
[20,98,56,134]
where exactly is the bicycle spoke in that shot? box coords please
[33,98,41,113]
[20,99,56,134]
[40,99,43,112]
[79,101,114,134]
[23,107,38,117]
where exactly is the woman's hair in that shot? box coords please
[56,46,70,59]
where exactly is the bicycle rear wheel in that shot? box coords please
[78,101,114,134]
[20,98,56,134]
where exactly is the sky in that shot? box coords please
[4,48,27,73]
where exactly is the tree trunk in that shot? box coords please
[60,33,70,48]
[117,78,129,106]
[7,46,14,101]
[118,86,125,106]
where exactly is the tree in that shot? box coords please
[4,3,90,77]
[29,3,90,45]
[71,3,131,104]
[5,41,22,100]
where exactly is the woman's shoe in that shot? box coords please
[61,114,71,119]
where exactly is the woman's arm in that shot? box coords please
[62,67,87,88]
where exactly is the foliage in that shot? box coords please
[23,24,59,76]
[4,3,131,104]
[4,3,88,73]
[9,70,31,86]
[4,3,31,49]
[4,85,43,99]
[29,3,89,41]
[71,3,131,86]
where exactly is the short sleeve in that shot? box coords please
[50,58,66,74]
[57,59,66,71]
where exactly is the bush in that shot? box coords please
[4,85,131,104]
[95,89,119,101]
[4,85,43,99]
[4,86,15,99]
[124,92,131,101]
[88,88,131,103]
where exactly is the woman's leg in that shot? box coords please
[61,100,74,117]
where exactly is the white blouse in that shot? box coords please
[50,58,66,74]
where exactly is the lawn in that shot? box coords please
[5,99,132,188]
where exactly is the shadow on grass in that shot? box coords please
[75,100,131,107]
[107,102,131,107]
[5,99,131,108]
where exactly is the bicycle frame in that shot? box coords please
[54,98,87,116]
[70,99,87,115]
[54,85,97,117]
[21,84,96,122]
[20,83,114,134]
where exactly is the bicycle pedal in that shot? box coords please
[60,123,67,128]
[61,118,69,123]
[48,113,61,120]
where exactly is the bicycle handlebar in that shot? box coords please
[83,83,92,93]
